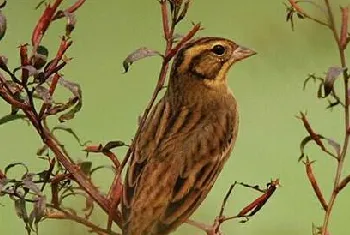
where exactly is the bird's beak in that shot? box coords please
[231,45,256,61]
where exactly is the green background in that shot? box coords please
[1,0,350,234]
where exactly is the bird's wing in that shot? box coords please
[122,98,238,235]
[122,98,174,234]
[156,108,238,234]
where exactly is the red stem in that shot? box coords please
[304,158,328,211]
[340,7,349,49]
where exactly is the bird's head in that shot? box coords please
[171,37,256,86]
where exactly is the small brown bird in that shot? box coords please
[122,37,255,235]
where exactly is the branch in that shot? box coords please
[45,207,121,235]
[336,174,350,193]
[39,129,122,227]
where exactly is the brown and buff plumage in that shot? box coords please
[122,37,255,235]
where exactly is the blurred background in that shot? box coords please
[1,0,350,234]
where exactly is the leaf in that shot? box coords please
[0,114,28,125]
[299,135,324,162]
[45,76,82,122]
[64,12,76,36]
[123,47,161,73]
[37,170,50,181]
[324,67,345,97]
[32,45,49,69]
[36,144,48,156]
[56,77,82,122]
[0,10,6,41]
[20,65,40,77]
[297,13,305,19]
[57,76,81,98]
[22,174,42,195]
[176,0,190,24]
[0,55,8,68]
[14,198,29,222]
[326,99,341,109]
[103,140,126,152]
[91,165,114,174]
[0,177,8,195]
[58,99,82,122]
[35,1,46,9]
[326,138,341,157]
[35,85,52,104]
[29,195,46,232]
[303,73,324,91]
[52,125,86,146]
[78,161,92,176]
[4,162,28,176]
[83,196,94,219]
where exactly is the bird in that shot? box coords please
[121,37,256,235]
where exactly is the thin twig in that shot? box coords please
[45,207,121,235]
[288,0,330,28]
[303,158,328,211]
[336,174,350,193]
[218,182,237,218]
[340,7,349,49]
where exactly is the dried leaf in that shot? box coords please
[46,76,82,122]
[324,67,345,97]
[22,174,42,195]
[19,65,40,77]
[29,195,46,232]
[123,47,161,73]
[64,12,76,36]
[58,76,81,97]
[326,138,341,157]
[35,85,52,104]
[47,99,75,115]
[58,99,82,122]
[14,198,29,222]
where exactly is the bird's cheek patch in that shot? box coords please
[191,60,221,80]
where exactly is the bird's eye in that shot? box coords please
[211,45,226,55]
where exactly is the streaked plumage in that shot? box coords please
[122,37,255,235]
